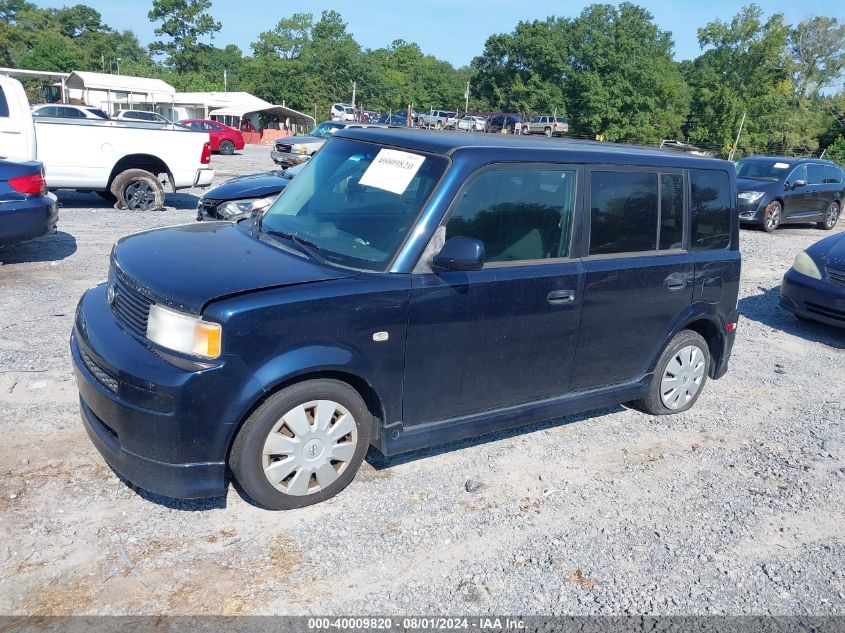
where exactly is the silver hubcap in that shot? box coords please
[262,400,357,496]
[660,345,705,410]
[766,204,781,230]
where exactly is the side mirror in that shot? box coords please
[432,236,485,272]
[792,179,808,189]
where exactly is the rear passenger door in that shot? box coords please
[806,163,831,216]
[570,168,693,391]
[402,164,584,426]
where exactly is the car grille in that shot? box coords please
[805,301,845,322]
[110,267,153,337]
[826,267,845,288]
[80,347,118,394]
[197,197,220,219]
[276,143,292,153]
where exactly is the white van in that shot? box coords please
[330,103,355,121]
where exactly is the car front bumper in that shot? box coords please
[780,268,845,328]
[71,284,261,499]
[0,192,58,247]
[738,198,766,223]
[271,151,309,167]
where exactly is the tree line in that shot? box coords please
[1,0,844,161]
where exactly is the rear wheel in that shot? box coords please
[110,169,165,211]
[219,140,235,155]
[763,200,782,232]
[230,379,371,510]
[633,330,710,415]
[817,201,840,230]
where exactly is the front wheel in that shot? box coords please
[763,200,782,232]
[633,330,710,415]
[230,379,372,510]
[818,201,840,230]
[219,140,235,155]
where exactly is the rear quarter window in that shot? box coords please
[824,165,843,184]
[690,169,732,251]
[0,87,9,118]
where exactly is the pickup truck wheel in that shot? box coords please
[111,169,164,212]
[219,140,235,155]
[230,379,371,510]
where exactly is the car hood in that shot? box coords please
[204,172,288,201]
[279,135,326,146]
[736,177,778,192]
[809,232,845,270]
[112,221,358,314]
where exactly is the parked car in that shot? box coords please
[485,113,525,134]
[179,119,245,155]
[0,159,58,247]
[196,163,306,221]
[271,121,386,167]
[419,109,457,129]
[735,156,843,232]
[781,232,845,327]
[1,76,213,211]
[444,115,486,132]
[330,103,356,121]
[71,130,740,510]
[31,104,110,120]
[524,115,569,137]
[115,110,171,124]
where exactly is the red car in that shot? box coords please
[179,119,245,155]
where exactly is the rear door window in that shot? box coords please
[690,169,732,251]
[589,171,658,255]
[807,163,827,185]
[659,174,684,250]
[446,167,577,262]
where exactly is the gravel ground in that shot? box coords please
[0,145,843,616]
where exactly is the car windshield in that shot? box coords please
[736,159,793,181]
[309,122,343,138]
[259,138,448,271]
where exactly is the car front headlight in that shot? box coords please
[147,304,222,359]
[217,196,276,220]
[738,191,765,202]
[791,251,822,280]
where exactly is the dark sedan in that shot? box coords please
[780,232,845,327]
[196,163,305,221]
[0,159,58,247]
[736,156,843,232]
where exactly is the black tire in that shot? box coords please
[219,140,236,155]
[817,201,840,230]
[96,190,117,202]
[544,127,552,138]
[230,379,372,510]
[632,330,710,416]
[762,200,782,233]
[110,169,165,211]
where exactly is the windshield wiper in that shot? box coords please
[262,229,329,265]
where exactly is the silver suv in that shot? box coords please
[420,109,457,129]
[525,115,569,137]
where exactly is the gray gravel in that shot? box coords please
[0,145,843,615]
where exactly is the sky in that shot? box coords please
[35,0,845,68]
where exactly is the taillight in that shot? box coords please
[201,142,211,164]
[9,173,46,195]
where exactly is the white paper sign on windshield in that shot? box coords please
[774,162,791,169]
[359,149,426,195]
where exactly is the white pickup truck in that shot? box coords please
[0,76,214,211]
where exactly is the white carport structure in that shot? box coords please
[63,71,176,115]
[168,91,315,133]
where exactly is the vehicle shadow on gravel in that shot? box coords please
[366,404,626,470]
[738,285,844,349]
[0,230,77,264]
[53,191,200,211]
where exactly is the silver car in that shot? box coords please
[271,121,387,167]
[525,115,569,137]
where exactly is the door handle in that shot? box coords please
[664,276,687,291]
[547,289,575,305]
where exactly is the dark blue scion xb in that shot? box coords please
[71,130,740,510]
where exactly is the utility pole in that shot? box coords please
[351,81,356,109]
[464,81,470,114]
[728,112,746,162]
[223,69,228,92]
[101,54,105,73]
[116,58,121,75]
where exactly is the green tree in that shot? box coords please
[790,17,845,99]
[148,0,221,73]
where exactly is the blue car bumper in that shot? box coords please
[0,193,58,247]
[780,268,845,328]
[71,284,262,499]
